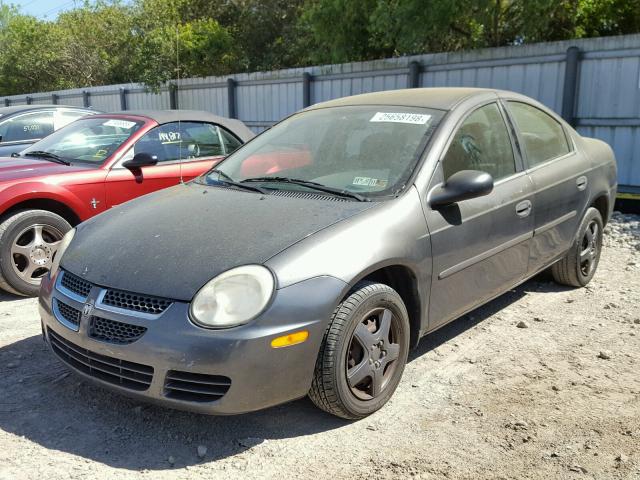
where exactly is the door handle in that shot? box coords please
[515,200,532,218]
[576,176,588,191]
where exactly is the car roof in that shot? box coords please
[306,87,502,112]
[0,105,96,116]
[106,109,255,142]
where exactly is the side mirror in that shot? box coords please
[429,169,494,207]
[122,152,158,170]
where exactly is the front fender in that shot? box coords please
[0,182,88,220]
[265,186,432,326]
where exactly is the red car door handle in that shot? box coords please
[515,200,532,218]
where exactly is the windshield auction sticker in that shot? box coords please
[103,119,137,129]
[370,112,431,125]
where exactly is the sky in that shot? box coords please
[13,0,82,19]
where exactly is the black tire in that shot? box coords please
[309,281,410,420]
[0,210,71,297]
[551,207,603,288]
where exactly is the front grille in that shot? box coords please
[89,316,147,345]
[55,299,82,328]
[164,370,231,402]
[60,270,92,298]
[102,289,172,315]
[48,328,153,391]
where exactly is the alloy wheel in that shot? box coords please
[10,224,64,285]
[346,307,402,401]
[579,220,599,277]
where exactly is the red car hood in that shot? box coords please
[0,156,92,182]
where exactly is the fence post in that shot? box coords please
[51,94,58,105]
[408,61,421,89]
[561,46,580,127]
[169,83,178,109]
[82,90,90,108]
[302,72,312,108]
[119,88,127,110]
[3,99,9,107]
[227,78,237,118]
[25,96,32,105]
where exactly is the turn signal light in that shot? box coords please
[271,330,309,348]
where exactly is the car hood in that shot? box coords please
[0,156,91,182]
[61,182,377,301]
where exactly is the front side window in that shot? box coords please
[0,111,54,143]
[20,117,144,164]
[442,103,516,181]
[507,101,571,167]
[207,106,445,199]
[131,122,224,163]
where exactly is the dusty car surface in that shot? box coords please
[39,88,617,419]
[0,105,99,157]
[0,110,253,296]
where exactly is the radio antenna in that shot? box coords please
[177,24,183,184]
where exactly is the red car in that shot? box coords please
[0,110,254,296]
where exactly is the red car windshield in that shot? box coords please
[210,105,444,199]
[20,117,144,165]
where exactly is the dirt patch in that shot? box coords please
[0,214,638,480]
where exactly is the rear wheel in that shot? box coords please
[0,210,71,296]
[551,207,603,287]
[309,281,410,419]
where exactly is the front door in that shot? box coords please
[105,121,227,208]
[425,102,535,330]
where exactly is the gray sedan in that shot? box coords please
[39,88,617,419]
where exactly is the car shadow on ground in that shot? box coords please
[0,273,572,471]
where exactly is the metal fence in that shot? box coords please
[3,34,640,192]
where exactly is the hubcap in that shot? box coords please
[346,307,401,401]
[10,224,64,285]
[579,220,599,277]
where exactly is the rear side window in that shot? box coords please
[0,111,54,142]
[442,103,516,181]
[219,128,242,154]
[507,102,571,167]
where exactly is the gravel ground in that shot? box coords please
[0,214,638,480]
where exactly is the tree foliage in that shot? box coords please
[0,0,639,96]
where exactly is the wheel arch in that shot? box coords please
[590,193,610,226]
[344,263,423,350]
[0,198,81,226]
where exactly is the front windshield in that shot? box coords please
[205,105,444,199]
[20,117,144,165]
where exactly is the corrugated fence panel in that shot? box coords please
[127,91,169,110]
[2,34,640,188]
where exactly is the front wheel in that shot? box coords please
[309,281,410,419]
[0,210,71,296]
[551,207,603,287]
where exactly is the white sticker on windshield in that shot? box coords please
[103,119,136,129]
[353,176,387,188]
[370,112,431,125]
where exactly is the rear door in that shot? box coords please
[105,122,235,208]
[504,101,589,275]
[425,102,535,330]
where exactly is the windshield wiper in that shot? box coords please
[241,176,369,202]
[201,169,267,194]
[23,151,71,166]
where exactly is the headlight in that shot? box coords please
[50,228,75,277]
[190,265,274,328]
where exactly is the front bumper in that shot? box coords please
[39,270,347,415]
